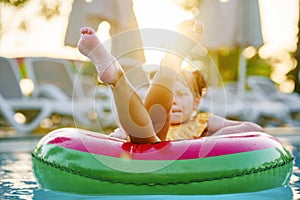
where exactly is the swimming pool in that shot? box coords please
[0,130,299,200]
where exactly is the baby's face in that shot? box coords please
[171,80,195,124]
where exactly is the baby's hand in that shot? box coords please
[109,128,127,140]
[176,20,204,44]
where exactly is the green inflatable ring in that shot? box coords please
[32,128,293,195]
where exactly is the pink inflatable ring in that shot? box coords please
[32,128,293,194]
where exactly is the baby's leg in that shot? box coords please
[78,27,123,86]
[113,76,161,143]
[78,27,159,143]
[143,20,204,140]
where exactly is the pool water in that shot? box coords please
[0,134,300,200]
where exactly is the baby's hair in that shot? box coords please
[178,69,207,97]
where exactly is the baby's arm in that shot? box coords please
[206,114,264,136]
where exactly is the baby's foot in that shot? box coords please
[176,19,204,44]
[78,27,124,86]
[168,20,204,57]
[78,27,100,57]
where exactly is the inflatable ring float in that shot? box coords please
[32,128,293,195]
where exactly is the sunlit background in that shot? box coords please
[0,0,299,93]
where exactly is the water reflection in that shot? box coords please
[32,187,293,200]
[0,152,38,200]
[291,144,300,200]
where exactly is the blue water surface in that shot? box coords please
[0,134,299,200]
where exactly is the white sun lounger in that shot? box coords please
[247,76,296,125]
[0,57,53,134]
[199,85,254,121]
[25,57,116,129]
[248,75,300,113]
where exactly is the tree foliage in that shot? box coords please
[0,0,29,7]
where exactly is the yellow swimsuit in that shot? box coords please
[166,112,210,141]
